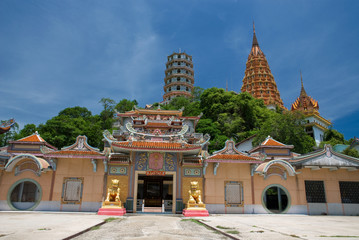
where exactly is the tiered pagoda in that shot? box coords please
[163,51,194,102]
[102,106,210,213]
[241,24,285,109]
[291,72,331,146]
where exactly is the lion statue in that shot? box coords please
[188,181,203,204]
[105,179,121,203]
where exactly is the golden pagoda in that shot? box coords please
[241,23,285,109]
[291,72,331,145]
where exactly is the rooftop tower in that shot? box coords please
[163,51,194,102]
[241,24,285,109]
[291,72,331,146]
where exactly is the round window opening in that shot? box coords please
[9,180,41,210]
[262,185,290,213]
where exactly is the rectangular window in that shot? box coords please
[225,181,243,206]
[339,181,359,204]
[62,177,84,204]
[305,180,326,203]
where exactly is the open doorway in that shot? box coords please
[262,185,290,213]
[136,175,173,212]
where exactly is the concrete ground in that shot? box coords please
[1,212,359,240]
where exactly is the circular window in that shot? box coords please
[7,179,42,211]
[262,184,290,214]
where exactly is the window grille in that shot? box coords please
[339,181,359,204]
[225,181,243,206]
[62,177,83,204]
[305,180,326,203]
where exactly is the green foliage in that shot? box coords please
[99,98,116,129]
[37,107,103,149]
[320,128,348,148]
[161,96,201,116]
[253,111,315,154]
[342,147,359,158]
[115,99,138,113]
[15,124,37,140]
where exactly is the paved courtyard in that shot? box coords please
[1,212,359,240]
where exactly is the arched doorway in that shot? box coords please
[262,184,290,213]
[8,179,42,210]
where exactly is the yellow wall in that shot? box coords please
[204,163,252,205]
[53,158,105,203]
[0,169,53,201]
[204,163,359,206]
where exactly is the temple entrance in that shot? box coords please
[262,185,289,213]
[135,174,175,213]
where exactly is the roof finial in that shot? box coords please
[252,21,259,47]
[300,70,307,96]
[226,79,228,92]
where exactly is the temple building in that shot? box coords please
[291,72,331,146]
[241,24,285,109]
[163,51,194,103]
[0,25,358,216]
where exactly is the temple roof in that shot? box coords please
[290,145,359,169]
[17,131,46,142]
[207,140,261,163]
[46,135,104,159]
[117,108,183,117]
[249,136,294,154]
[291,72,319,113]
[111,141,202,152]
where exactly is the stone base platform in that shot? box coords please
[97,207,126,216]
[182,208,209,217]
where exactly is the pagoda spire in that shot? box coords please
[300,70,307,96]
[241,24,285,109]
[252,21,259,47]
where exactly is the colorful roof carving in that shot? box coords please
[112,141,201,151]
[46,135,104,159]
[207,140,260,163]
[0,118,15,134]
[290,144,359,168]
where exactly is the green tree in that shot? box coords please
[115,99,138,113]
[320,128,347,147]
[342,147,359,158]
[38,107,103,149]
[99,98,116,129]
[253,111,316,154]
[15,124,37,140]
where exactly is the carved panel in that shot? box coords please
[109,166,128,175]
[183,168,201,177]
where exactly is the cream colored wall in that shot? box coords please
[53,158,105,203]
[0,168,53,201]
[204,162,359,207]
[204,163,252,205]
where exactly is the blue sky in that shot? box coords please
[0,0,358,139]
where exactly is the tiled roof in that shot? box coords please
[113,141,200,150]
[208,154,257,161]
[49,150,103,156]
[262,138,285,146]
[17,132,45,143]
[146,122,170,127]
